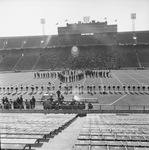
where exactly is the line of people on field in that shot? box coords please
[85,70,112,78]
[0,83,56,95]
[34,72,57,79]
[1,83,149,96]
[86,83,149,95]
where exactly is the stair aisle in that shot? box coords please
[36,116,85,150]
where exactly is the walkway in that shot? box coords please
[35,116,85,150]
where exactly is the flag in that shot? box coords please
[104,17,107,20]
[56,23,59,25]
[115,20,117,22]
[65,19,68,22]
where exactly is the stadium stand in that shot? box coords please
[0,55,20,71]
[1,44,149,71]
[77,35,95,45]
[14,48,41,70]
[136,31,149,44]
[116,45,139,68]
[34,47,64,70]
[1,20,149,150]
[0,38,7,50]
[4,37,24,49]
[74,114,149,150]
[59,34,78,46]
[95,33,116,45]
[116,32,135,45]
[22,36,43,48]
[0,113,77,150]
[137,45,149,67]
[46,35,60,47]
[0,30,148,71]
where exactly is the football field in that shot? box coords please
[1,70,149,110]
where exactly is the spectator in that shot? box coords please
[88,102,93,110]
[30,98,33,109]
[32,96,36,109]
[18,95,23,109]
[25,99,30,109]
[56,90,61,99]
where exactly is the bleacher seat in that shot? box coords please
[0,113,77,149]
[74,114,149,150]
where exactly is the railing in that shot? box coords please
[92,104,149,111]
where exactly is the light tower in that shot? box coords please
[131,13,136,32]
[40,18,45,36]
[131,13,142,68]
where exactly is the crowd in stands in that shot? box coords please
[1,44,149,71]
[0,45,116,71]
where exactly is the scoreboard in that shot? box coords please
[58,21,117,35]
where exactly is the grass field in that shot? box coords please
[1,70,149,110]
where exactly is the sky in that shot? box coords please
[0,0,149,37]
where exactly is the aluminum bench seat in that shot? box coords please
[90,145,107,150]
[1,143,26,150]
[74,145,90,150]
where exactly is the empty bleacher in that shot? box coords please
[0,31,149,50]
[4,37,24,49]
[95,33,115,45]
[23,36,43,48]
[59,34,78,46]
[137,45,149,67]
[14,48,41,70]
[116,32,135,45]
[0,38,7,50]
[136,31,149,44]
[0,55,20,71]
[74,114,149,150]
[77,35,95,45]
[0,113,77,150]
[46,35,60,47]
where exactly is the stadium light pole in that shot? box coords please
[131,13,142,68]
[131,13,136,32]
[0,134,2,150]
[133,35,142,68]
[41,18,45,36]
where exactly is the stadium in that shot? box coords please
[1,0,149,150]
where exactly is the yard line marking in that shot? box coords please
[112,72,123,85]
[109,94,127,105]
[120,70,144,85]
[16,78,33,85]
[99,77,104,92]
[112,72,129,92]
[132,71,149,80]
[82,77,86,86]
